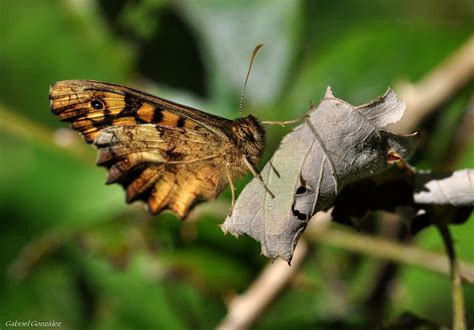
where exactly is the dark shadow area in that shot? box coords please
[97,0,207,97]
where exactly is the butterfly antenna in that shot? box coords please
[239,44,264,118]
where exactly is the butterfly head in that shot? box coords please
[232,115,265,164]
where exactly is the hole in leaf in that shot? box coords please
[292,208,307,220]
[296,186,307,194]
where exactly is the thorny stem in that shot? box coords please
[437,224,466,330]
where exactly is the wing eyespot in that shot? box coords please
[91,100,104,110]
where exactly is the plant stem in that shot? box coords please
[217,240,309,330]
[0,104,94,162]
[304,223,474,283]
[437,224,466,330]
[393,36,474,133]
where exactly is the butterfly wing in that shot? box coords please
[95,124,230,217]
[49,80,232,143]
[49,80,235,218]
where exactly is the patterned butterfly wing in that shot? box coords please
[49,80,230,142]
[49,80,236,218]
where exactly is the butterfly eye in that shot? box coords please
[245,132,255,142]
[90,100,104,110]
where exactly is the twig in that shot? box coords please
[304,222,474,283]
[217,209,474,330]
[8,230,69,280]
[217,212,330,330]
[0,104,95,162]
[446,95,474,167]
[217,240,309,330]
[260,118,302,126]
[437,224,466,330]
[392,36,474,133]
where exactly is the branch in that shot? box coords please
[304,221,474,284]
[437,224,466,330]
[217,239,310,330]
[392,36,474,133]
[218,209,474,330]
[0,104,94,162]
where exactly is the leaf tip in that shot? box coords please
[219,221,240,238]
[219,223,228,234]
[324,86,334,98]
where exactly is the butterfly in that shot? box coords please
[49,79,269,218]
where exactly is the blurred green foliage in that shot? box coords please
[0,0,472,329]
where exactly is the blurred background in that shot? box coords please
[0,0,473,329]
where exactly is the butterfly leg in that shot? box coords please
[268,159,280,178]
[260,118,302,127]
[225,164,236,216]
[242,156,275,198]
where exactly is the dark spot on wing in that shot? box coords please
[177,117,186,128]
[153,105,164,123]
[91,100,104,110]
[122,93,142,116]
